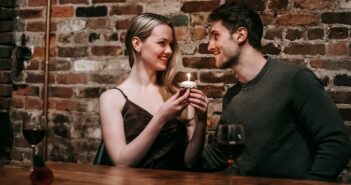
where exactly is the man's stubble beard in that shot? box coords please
[219,55,239,69]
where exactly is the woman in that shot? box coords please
[94,13,208,170]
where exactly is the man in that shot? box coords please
[199,2,351,181]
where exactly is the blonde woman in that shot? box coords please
[94,13,208,170]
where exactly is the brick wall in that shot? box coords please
[9,0,351,165]
[0,0,16,164]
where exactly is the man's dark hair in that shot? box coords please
[209,3,263,50]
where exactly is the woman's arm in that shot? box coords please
[184,88,208,168]
[100,89,190,167]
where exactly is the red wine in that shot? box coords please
[218,143,245,160]
[23,129,46,145]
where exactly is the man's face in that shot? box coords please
[208,20,240,69]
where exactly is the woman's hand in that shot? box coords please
[156,89,190,122]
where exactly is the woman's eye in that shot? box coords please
[158,41,166,46]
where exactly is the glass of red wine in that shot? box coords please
[22,115,46,170]
[216,123,245,175]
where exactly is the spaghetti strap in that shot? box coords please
[112,88,128,99]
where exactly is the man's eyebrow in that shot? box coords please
[210,30,218,36]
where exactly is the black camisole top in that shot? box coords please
[94,88,187,170]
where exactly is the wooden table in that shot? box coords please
[0,162,347,185]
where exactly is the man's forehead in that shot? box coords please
[209,20,226,32]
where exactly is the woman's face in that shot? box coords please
[138,24,174,72]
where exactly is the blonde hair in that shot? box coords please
[125,13,181,99]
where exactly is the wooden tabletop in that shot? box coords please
[0,162,347,185]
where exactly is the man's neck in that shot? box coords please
[232,46,267,83]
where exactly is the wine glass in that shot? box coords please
[22,115,46,170]
[216,123,245,175]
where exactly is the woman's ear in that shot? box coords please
[232,27,248,45]
[132,36,142,52]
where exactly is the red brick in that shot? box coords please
[183,57,216,69]
[233,0,266,11]
[200,71,237,84]
[267,0,289,10]
[110,4,142,15]
[73,32,88,44]
[0,33,13,44]
[310,59,351,70]
[89,74,120,84]
[328,91,351,104]
[11,96,24,108]
[76,87,104,98]
[59,0,88,4]
[277,14,318,26]
[198,85,225,98]
[190,27,208,41]
[91,46,123,56]
[284,43,325,55]
[181,0,220,13]
[28,0,57,7]
[52,99,80,111]
[13,85,39,96]
[51,6,74,18]
[49,86,74,98]
[294,0,333,10]
[87,18,109,29]
[25,97,42,109]
[262,42,281,55]
[199,43,210,54]
[321,12,351,25]
[58,33,72,44]
[32,47,44,59]
[328,42,348,56]
[58,47,88,57]
[334,74,351,87]
[261,13,274,25]
[307,28,324,40]
[26,21,45,32]
[18,9,43,19]
[48,59,71,71]
[26,59,40,70]
[328,27,349,39]
[0,59,12,70]
[115,19,130,30]
[0,71,11,83]
[0,85,12,97]
[93,0,126,3]
[55,73,87,84]
[175,27,188,41]
[26,72,44,83]
[103,33,118,42]
[0,97,11,109]
[264,28,283,40]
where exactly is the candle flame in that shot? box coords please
[187,73,191,81]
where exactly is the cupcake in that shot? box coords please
[179,73,197,88]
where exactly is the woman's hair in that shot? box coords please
[125,13,181,97]
[209,2,263,51]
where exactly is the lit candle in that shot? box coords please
[187,73,191,81]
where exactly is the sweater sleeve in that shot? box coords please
[291,69,351,181]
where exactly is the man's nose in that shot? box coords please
[207,40,214,53]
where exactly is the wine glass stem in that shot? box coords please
[31,145,35,168]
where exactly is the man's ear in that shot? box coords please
[232,27,248,45]
[132,36,142,52]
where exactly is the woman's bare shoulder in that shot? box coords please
[99,88,127,110]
